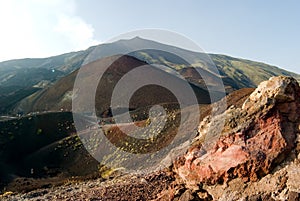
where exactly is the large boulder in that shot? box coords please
[174,76,300,188]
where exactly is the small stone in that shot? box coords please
[288,191,300,201]
[178,190,194,201]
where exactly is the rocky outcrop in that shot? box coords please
[174,76,300,190]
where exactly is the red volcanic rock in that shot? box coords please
[174,76,300,188]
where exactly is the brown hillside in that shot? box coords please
[17,55,224,116]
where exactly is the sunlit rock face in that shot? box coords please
[174,76,300,188]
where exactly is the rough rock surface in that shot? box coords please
[172,76,300,200]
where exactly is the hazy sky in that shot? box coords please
[0,0,299,73]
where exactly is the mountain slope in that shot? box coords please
[210,54,300,88]
[16,55,222,115]
[0,87,253,193]
[2,77,300,200]
[0,49,94,114]
[0,37,299,115]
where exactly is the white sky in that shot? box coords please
[0,0,99,61]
